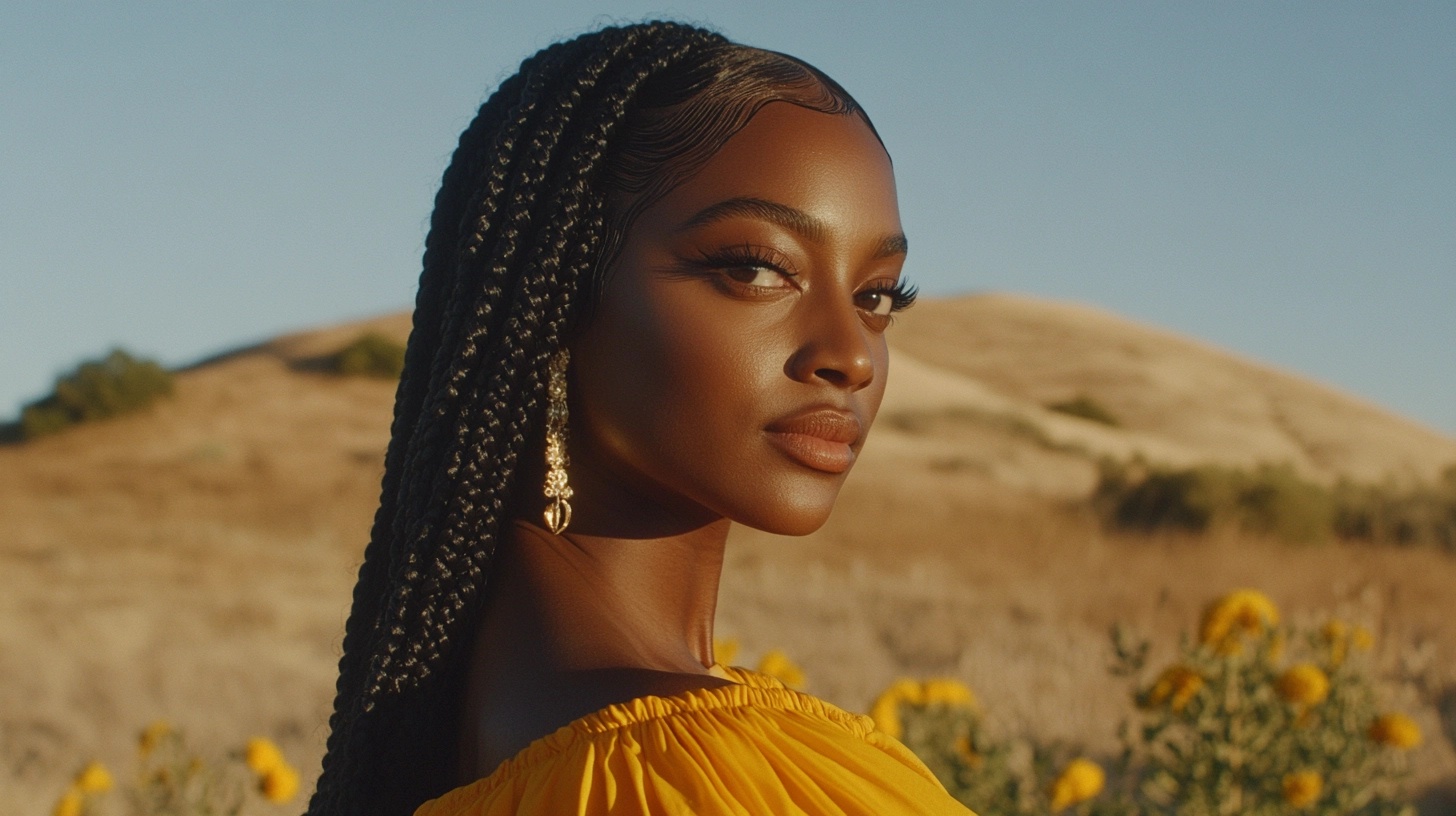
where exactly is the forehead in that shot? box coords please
[643,101,900,232]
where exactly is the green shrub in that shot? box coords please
[1333,469,1456,552]
[328,332,406,379]
[1096,462,1240,534]
[19,348,173,439]
[1095,462,1334,543]
[1046,395,1121,427]
[1237,464,1336,543]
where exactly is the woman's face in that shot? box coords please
[570,101,908,536]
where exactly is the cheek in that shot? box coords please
[573,281,785,481]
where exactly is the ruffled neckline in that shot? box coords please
[437,664,879,806]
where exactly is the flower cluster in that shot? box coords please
[870,677,979,741]
[52,761,113,816]
[1114,589,1422,815]
[858,589,1425,816]
[1048,758,1105,812]
[1198,587,1279,654]
[52,721,303,816]
[245,737,302,803]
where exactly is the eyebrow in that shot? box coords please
[679,196,908,259]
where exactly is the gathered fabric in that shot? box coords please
[415,665,975,815]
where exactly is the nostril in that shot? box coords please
[814,368,848,385]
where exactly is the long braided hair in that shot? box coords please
[307,21,873,815]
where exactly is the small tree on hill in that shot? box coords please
[19,348,174,439]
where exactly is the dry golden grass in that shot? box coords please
[2,296,1453,814]
[890,294,1456,485]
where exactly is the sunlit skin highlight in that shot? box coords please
[459,102,908,779]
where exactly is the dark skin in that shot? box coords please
[459,102,909,780]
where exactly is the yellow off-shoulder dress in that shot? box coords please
[415,664,975,815]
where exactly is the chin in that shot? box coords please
[725,487,841,537]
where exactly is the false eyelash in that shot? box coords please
[692,244,797,276]
[869,278,918,313]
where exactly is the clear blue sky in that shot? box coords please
[3,2,1453,434]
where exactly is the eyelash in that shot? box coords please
[693,244,797,280]
[691,245,917,316]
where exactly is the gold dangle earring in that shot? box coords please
[542,348,573,534]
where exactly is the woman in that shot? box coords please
[308,21,974,816]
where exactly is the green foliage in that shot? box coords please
[1096,462,1335,542]
[1332,467,1456,552]
[1096,462,1238,534]
[1238,465,1336,543]
[130,727,247,816]
[328,332,406,379]
[1096,459,1456,550]
[19,348,173,439]
[1047,395,1121,427]
[896,703,1026,814]
[1105,614,1417,815]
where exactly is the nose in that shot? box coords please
[785,301,877,391]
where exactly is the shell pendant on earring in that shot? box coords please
[543,349,573,534]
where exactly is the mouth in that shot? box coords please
[763,408,863,474]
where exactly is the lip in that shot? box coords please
[764,408,863,474]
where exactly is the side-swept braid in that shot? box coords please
[308,21,872,815]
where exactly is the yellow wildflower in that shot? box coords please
[1369,713,1422,749]
[259,763,301,803]
[1199,589,1279,653]
[1282,770,1322,808]
[1321,619,1349,643]
[869,678,926,739]
[1277,664,1330,707]
[74,760,114,793]
[712,637,739,666]
[1049,758,1105,811]
[922,678,978,710]
[868,677,978,739]
[756,649,807,689]
[138,720,172,758]
[52,789,83,816]
[245,737,286,775]
[1144,664,1203,712]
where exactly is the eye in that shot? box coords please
[724,264,794,288]
[692,244,800,293]
[856,278,918,318]
[857,290,896,317]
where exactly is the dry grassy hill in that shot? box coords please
[885,293,1456,488]
[2,294,1454,814]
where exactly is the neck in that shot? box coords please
[461,443,733,776]
[490,517,730,672]
[458,516,731,776]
